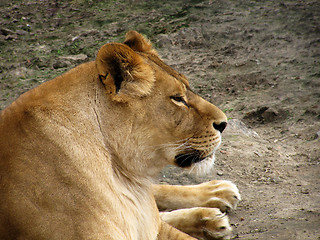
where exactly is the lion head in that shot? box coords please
[95,31,227,176]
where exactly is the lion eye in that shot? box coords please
[170,95,189,107]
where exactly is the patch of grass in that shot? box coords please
[223,108,234,113]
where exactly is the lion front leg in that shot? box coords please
[153,180,241,213]
[157,221,196,240]
[153,181,239,240]
[160,207,232,240]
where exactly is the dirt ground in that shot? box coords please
[1,0,319,239]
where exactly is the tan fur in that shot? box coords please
[0,31,237,239]
[154,180,241,213]
[160,207,232,240]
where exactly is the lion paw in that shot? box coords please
[153,180,241,213]
[160,207,232,240]
[199,180,241,212]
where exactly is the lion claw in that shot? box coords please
[160,207,232,240]
[200,180,241,212]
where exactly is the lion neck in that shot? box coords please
[92,83,164,185]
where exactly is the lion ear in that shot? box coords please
[124,30,158,55]
[96,43,155,101]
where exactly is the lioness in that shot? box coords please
[0,31,240,240]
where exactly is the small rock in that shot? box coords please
[217,171,224,176]
[219,149,228,154]
[225,119,259,138]
[156,34,173,48]
[53,60,69,69]
[7,67,34,78]
[35,45,51,54]
[270,177,282,184]
[15,30,28,36]
[59,54,88,62]
[315,130,320,139]
[72,36,80,42]
[254,151,262,157]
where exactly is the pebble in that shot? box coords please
[217,171,224,176]
[59,54,88,62]
[315,130,320,139]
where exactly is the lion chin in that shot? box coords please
[175,141,221,175]
[192,153,217,175]
[175,151,217,175]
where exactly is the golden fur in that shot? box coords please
[160,207,232,239]
[0,31,239,239]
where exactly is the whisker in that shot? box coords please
[151,137,193,151]
[174,152,198,167]
[174,152,195,160]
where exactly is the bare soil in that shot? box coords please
[1,1,319,239]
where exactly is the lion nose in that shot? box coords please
[213,121,227,133]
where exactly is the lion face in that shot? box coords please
[96,31,227,175]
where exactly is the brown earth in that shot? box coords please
[0,0,319,239]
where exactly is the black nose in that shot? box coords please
[213,121,227,133]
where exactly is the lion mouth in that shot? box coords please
[175,150,211,168]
